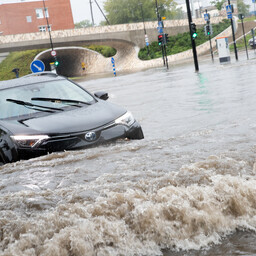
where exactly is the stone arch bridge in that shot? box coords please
[0,17,226,76]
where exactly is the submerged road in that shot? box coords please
[0,53,256,255]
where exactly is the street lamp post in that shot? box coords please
[42,0,53,51]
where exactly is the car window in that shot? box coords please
[0,79,95,119]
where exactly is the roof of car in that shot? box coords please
[0,73,66,90]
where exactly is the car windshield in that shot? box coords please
[0,79,95,120]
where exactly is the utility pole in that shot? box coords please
[185,0,199,72]
[89,0,94,26]
[227,0,238,60]
[94,0,110,25]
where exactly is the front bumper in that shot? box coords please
[17,121,144,160]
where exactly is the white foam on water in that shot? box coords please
[1,154,256,256]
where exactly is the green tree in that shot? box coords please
[103,0,180,25]
[237,0,250,15]
[75,20,93,28]
[210,0,225,11]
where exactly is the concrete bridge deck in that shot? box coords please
[0,17,224,52]
[0,17,235,76]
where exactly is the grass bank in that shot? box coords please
[139,19,230,60]
[0,49,45,81]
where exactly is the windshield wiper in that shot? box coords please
[31,97,92,106]
[6,99,64,112]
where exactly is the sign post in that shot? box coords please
[227,0,238,60]
[111,57,116,76]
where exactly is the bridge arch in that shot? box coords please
[34,40,144,77]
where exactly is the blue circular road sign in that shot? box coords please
[30,60,45,73]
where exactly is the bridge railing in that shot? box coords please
[0,17,225,44]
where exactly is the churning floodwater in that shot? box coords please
[1,54,256,256]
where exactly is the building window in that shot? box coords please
[36,8,44,19]
[38,26,46,32]
[38,25,51,32]
[44,8,49,18]
[26,16,32,23]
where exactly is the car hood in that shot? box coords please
[1,100,126,135]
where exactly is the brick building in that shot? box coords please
[0,0,74,35]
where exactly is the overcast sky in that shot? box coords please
[70,0,256,24]
[70,0,106,25]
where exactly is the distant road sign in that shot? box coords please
[111,57,115,64]
[30,60,45,73]
[51,50,57,56]
[204,13,209,21]
[157,27,163,33]
[226,5,232,19]
[158,21,163,28]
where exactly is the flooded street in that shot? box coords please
[1,56,256,256]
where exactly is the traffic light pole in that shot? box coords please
[155,0,166,67]
[161,45,166,66]
[164,44,168,69]
[205,10,214,62]
[209,33,214,62]
[240,15,249,60]
[185,0,199,72]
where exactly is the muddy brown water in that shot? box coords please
[1,56,256,256]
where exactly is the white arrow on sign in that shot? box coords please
[33,63,42,71]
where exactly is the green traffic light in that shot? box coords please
[192,32,197,39]
[54,61,59,66]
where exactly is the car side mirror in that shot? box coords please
[94,91,109,101]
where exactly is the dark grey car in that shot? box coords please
[0,73,144,164]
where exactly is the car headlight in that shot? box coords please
[115,111,135,127]
[11,135,49,148]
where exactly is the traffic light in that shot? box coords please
[54,56,59,67]
[164,33,169,44]
[206,25,210,36]
[158,34,163,46]
[191,22,197,39]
